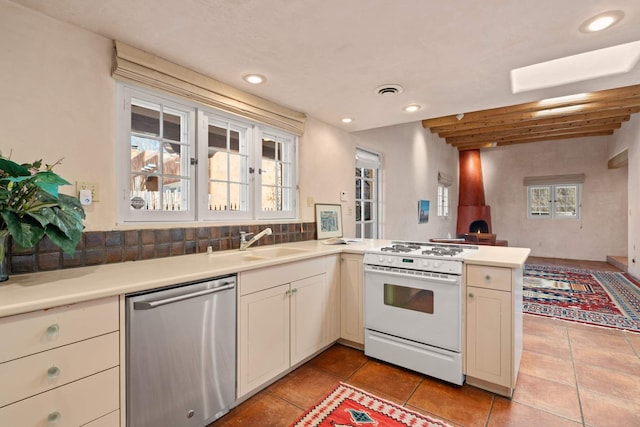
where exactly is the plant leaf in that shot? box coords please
[45,225,81,256]
[32,171,71,197]
[0,158,31,177]
[1,210,45,249]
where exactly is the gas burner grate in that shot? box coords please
[380,243,422,253]
[421,247,464,257]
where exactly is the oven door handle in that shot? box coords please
[364,266,459,283]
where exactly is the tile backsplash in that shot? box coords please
[9,222,316,275]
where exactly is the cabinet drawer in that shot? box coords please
[84,410,119,427]
[0,296,118,363]
[0,332,119,407]
[0,367,119,427]
[466,265,512,291]
[240,257,326,295]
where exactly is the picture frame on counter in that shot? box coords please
[315,203,343,239]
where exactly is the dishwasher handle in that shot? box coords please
[133,282,235,310]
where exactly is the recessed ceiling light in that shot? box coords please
[579,10,624,33]
[403,104,422,113]
[242,74,266,84]
[341,117,353,124]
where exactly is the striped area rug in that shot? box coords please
[523,264,640,332]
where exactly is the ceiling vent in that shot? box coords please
[375,84,404,96]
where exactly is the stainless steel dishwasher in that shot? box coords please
[126,274,236,427]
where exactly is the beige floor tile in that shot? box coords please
[346,359,422,402]
[519,349,576,385]
[210,392,302,426]
[307,343,368,379]
[488,397,583,427]
[580,388,640,427]
[407,378,493,427]
[575,364,640,403]
[511,373,582,422]
[267,365,341,409]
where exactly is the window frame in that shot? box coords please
[527,183,582,219]
[437,184,450,218]
[117,83,298,224]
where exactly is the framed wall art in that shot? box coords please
[315,203,343,239]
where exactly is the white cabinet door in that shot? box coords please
[238,283,290,397]
[340,254,364,344]
[325,255,341,345]
[465,286,512,387]
[290,274,326,365]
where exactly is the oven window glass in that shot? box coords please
[384,284,434,314]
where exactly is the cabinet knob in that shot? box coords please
[292,288,298,294]
[47,411,61,425]
[47,366,61,379]
[468,292,475,298]
[46,324,59,339]
[485,275,491,281]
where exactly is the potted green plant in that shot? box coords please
[0,153,86,282]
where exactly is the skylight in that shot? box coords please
[510,41,640,93]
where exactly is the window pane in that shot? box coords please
[163,143,185,176]
[363,180,371,199]
[262,138,277,161]
[131,137,160,174]
[228,153,245,183]
[530,187,550,216]
[162,177,187,210]
[208,181,228,211]
[356,168,362,177]
[261,159,276,185]
[364,201,372,221]
[131,103,160,136]
[163,110,182,142]
[356,201,362,222]
[356,178,362,199]
[364,222,374,238]
[555,185,577,216]
[363,168,374,179]
[209,152,228,181]
[262,186,282,211]
[208,124,227,152]
[229,129,240,153]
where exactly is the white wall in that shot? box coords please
[298,117,357,236]
[1,0,115,230]
[481,136,627,260]
[352,122,459,240]
[611,115,640,277]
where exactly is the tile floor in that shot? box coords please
[211,258,640,427]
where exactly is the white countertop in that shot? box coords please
[0,240,529,318]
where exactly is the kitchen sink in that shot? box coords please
[248,246,312,258]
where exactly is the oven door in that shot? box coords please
[364,265,462,352]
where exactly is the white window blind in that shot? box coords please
[112,41,306,135]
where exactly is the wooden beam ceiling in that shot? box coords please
[422,84,640,150]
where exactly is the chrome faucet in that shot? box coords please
[239,227,272,251]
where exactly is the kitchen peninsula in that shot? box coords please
[0,240,529,426]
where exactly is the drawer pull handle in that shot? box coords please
[46,324,59,339]
[47,366,61,379]
[47,411,61,424]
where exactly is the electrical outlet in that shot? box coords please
[76,181,100,202]
[306,196,314,207]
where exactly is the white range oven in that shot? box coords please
[363,241,478,385]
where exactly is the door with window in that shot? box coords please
[355,148,380,238]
